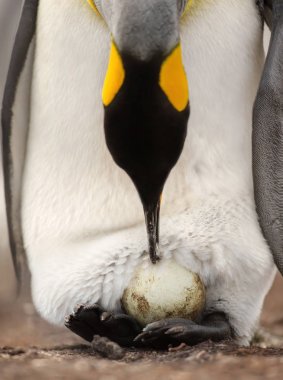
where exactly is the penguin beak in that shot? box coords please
[102,41,189,264]
[144,199,161,264]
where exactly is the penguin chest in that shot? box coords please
[22,0,264,244]
[22,1,137,241]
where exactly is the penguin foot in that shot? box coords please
[65,304,142,347]
[134,313,232,349]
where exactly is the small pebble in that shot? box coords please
[92,336,125,360]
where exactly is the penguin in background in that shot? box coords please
[1,0,283,347]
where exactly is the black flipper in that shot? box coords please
[1,0,39,286]
[253,0,283,274]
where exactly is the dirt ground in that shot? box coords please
[0,274,283,380]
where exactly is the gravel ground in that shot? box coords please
[0,275,283,380]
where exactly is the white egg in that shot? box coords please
[122,260,205,327]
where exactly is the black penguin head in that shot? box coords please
[96,0,191,263]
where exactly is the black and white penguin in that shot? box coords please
[1,0,282,347]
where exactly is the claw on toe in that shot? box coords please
[64,315,71,324]
[74,304,86,314]
[165,326,186,335]
[134,332,148,342]
[100,311,112,322]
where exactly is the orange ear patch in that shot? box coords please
[102,42,126,106]
[159,45,189,112]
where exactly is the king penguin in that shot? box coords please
[2,0,283,347]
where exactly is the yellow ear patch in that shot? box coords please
[102,42,126,106]
[159,45,189,112]
[87,0,100,15]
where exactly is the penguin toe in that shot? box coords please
[65,303,107,342]
[65,304,142,347]
[102,313,141,337]
[64,312,95,342]
[135,313,232,348]
[135,318,192,338]
[134,318,198,348]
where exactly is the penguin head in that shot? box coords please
[90,1,190,263]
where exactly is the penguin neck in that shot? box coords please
[171,0,265,202]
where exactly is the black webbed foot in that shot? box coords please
[134,313,232,348]
[65,304,142,347]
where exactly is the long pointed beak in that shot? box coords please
[144,199,161,264]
